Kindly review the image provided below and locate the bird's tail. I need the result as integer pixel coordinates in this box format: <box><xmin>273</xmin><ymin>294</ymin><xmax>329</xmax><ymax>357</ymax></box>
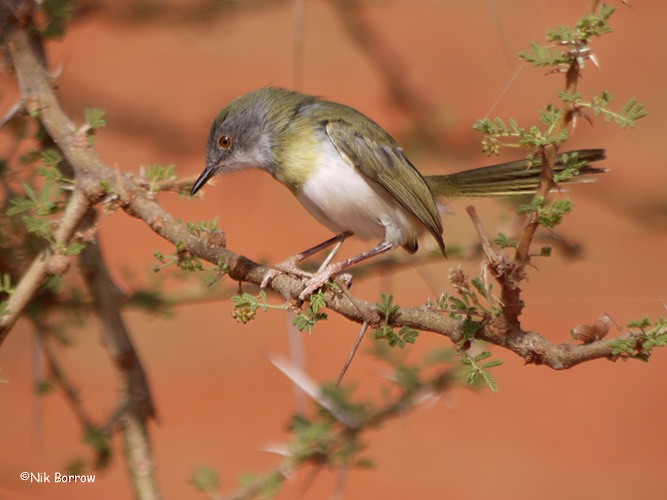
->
<box><xmin>425</xmin><ymin>149</ymin><xmax>607</xmax><ymax>198</ymax></box>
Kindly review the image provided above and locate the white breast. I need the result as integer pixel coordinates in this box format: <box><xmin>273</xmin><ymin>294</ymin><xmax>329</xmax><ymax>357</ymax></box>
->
<box><xmin>296</xmin><ymin>137</ymin><xmax>424</xmax><ymax>247</ymax></box>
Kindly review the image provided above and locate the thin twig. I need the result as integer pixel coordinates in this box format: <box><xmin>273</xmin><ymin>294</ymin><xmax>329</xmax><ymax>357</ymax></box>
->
<box><xmin>79</xmin><ymin>211</ymin><xmax>160</xmax><ymax>498</ymax></box>
<box><xmin>34</xmin><ymin>321</ymin><xmax>96</xmax><ymax>430</ymax></box>
<box><xmin>2</xmin><ymin>4</ymin><xmax>656</xmax><ymax>375</ymax></box>
<box><xmin>466</xmin><ymin>206</ymin><xmax>497</xmax><ymax>261</ymax></box>
<box><xmin>0</xmin><ymin>189</ymin><xmax>90</xmax><ymax>344</ymax></box>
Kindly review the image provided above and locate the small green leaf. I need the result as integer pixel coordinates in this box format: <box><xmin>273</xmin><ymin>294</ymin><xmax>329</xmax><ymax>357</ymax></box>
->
<box><xmin>23</xmin><ymin>216</ymin><xmax>54</xmax><ymax>240</ymax></box>
<box><xmin>84</xmin><ymin>108</ymin><xmax>107</xmax><ymax>129</ymax></box>
<box><xmin>190</xmin><ymin>466</ymin><xmax>221</xmax><ymax>493</ymax></box>
<box><xmin>494</xmin><ymin>233</ymin><xmax>517</xmax><ymax>249</ymax></box>
<box><xmin>145</xmin><ymin>163</ymin><xmax>176</xmax><ymax>183</ymax></box>
<box><xmin>41</xmin><ymin>149</ymin><xmax>63</xmax><ymax>167</ymax></box>
<box><xmin>471</xmin><ymin>276</ymin><xmax>486</xmax><ymax>297</ymax></box>
<box><xmin>627</xmin><ymin>317</ymin><xmax>651</xmax><ymax>330</ymax></box>
<box><xmin>41</xmin><ymin>0</ymin><xmax>75</xmax><ymax>38</ymax></box>
<box><xmin>481</xmin><ymin>371</ymin><xmax>499</xmax><ymax>392</ymax></box>
<box><xmin>482</xmin><ymin>360</ymin><xmax>503</xmax><ymax>370</ymax></box>
<box><xmin>473</xmin><ymin>351</ymin><xmax>492</xmax><ymax>362</ymax></box>
<box><xmin>538</xmin><ymin>199</ymin><xmax>573</xmax><ymax>228</ymax></box>
<box><xmin>608</xmin><ymin>338</ymin><xmax>635</xmax><ymax>356</ymax></box>
<box><xmin>462</xmin><ymin>317</ymin><xmax>482</xmax><ymax>341</ymax></box>
<box><xmin>0</xmin><ymin>274</ymin><xmax>14</xmax><ymax>294</ymax></box>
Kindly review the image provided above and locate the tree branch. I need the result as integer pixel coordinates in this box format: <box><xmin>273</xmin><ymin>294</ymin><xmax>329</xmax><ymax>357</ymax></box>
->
<box><xmin>79</xmin><ymin>210</ymin><xmax>160</xmax><ymax>498</ymax></box>
<box><xmin>0</xmin><ymin>188</ymin><xmax>90</xmax><ymax>344</ymax></box>
<box><xmin>1</xmin><ymin>11</ymin><xmax>657</xmax><ymax>375</ymax></box>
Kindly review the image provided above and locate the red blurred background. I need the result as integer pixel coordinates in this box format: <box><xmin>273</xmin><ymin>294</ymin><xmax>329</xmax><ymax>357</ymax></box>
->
<box><xmin>1</xmin><ymin>1</ymin><xmax>666</xmax><ymax>499</ymax></box>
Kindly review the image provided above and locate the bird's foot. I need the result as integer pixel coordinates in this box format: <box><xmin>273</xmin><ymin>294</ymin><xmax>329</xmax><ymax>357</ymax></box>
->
<box><xmin>298</xmin><ymin>264</ymin><xmax>352</xmax><ymax>301</ymax></box>
<box><xmin>260</xmin><ymin>257</ymin><xmax>312</xmax><ymax>289</ymax></box>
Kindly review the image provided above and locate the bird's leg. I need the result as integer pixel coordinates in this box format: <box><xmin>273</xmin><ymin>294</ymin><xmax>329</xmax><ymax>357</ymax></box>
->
<box><xmin>299</xmin><ymin>241</ymin><xmax>396</xmax><ymax>301</ymax></box>
<box><xmin>261</xmin><ymin>232</ymin><xmax>352</xmax><ymax>288</ymax></box>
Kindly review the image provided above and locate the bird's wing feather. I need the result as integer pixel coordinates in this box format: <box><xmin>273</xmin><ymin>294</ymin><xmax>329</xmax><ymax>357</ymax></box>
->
<box><xmin>324</xmin><ymin>119</ymin><xmax>445</xmax><ymax>253</ymax></box>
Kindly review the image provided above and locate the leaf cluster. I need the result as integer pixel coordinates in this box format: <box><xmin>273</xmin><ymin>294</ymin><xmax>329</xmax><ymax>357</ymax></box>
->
<box><xmin>288</xmin><ymin>412</ymin><xmax>367</xmax><ymax>468</ymax></box>
<box><xmin>293</xmin><ymin>291</ymin><xmax>328</xmax><ymax>332</ymax></box>
<box><xmin>143</xmin><ymin>163</ymin><xmax>176</xmax><ymax>194</ymax></box>
<box><xmin>559</xmin><ymin>91</ymin><xmax>647</xmax><ymax>129</ymax></box>
<box><xmin>4</xmin><ymin>151</ymin><xmax>83</xmax><ymax>255</ymax></box>
<box><xmin>439</xmin><ymin>269</ymin><xmax>498</xmax><ymax>320</ymax></box>
<box><xmin>474</xmin><ymin>106</ymin><xmax>570</xmax><ymax>155</ymax></box>
<box><xmin>83</xmin><ymin>108</ymin><xmax>108</xmax><ymax>130</ymax></box>
<box><xmin>548</xmin><ymin>3</ymin><xmax>615</xmax><ymax>43</ymax></box>
<box><xmin>153</xmin><ymin>242</ymin><xmax>205</xmax><ymax>272</ymax></box>
<box><xmin>460</xmin><ymin>351</ymin><xmax>503</xmax><ymax>392</ymax></box>
<box><xmin>521</xmin><ymin>4</ymin><xmax>616</xmax><ymax>67</ymax></box>
<box><xmin>40</xmin><ymin>0</ymin><xmax>76</xmax><ymax>39</ymax></box>
<box><xmin>476</xmin><ymin>3</ymin><xmax>645</xmax><ymax>160</ymax></box>
<box><xmin>518</xmin><ymin>197</ymin><xmax>574</xmax><ymax>229</ymax></box>
<box><xmin>189</xmin><ymin>466</ymin><xmax>221</xmax><ymax>494</ymax></box>
<box><xmin>231</xmin><ymin>290</ymin><xmax>269</xmax><ymax>324</ymax></box>
<box><xmin>373</xmin><ymin>294</ymin><xmax>419</xmax><ymax>348</ymax></box>
<box><xmin>608</xmin><ymin>317</ymin><xmax>667</xmax><ymax>361</ymax></box>
<box><xmin>186</xmin><ymin>216</ymin><xmax>220</xmax><ymax>237</ymax></box>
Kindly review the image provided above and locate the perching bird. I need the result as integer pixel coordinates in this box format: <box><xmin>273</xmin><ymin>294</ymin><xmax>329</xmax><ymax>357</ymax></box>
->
<box><xmin>191</xmin><ymin>87</ymin><xmax>605</xmax><ymax>299</ymax></box>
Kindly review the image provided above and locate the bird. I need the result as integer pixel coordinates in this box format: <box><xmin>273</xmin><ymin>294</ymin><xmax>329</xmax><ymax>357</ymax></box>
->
<box><xmin>190</xmin><ymin>87</ymin><xmax>605</xmax><ymax>300</ymax></box>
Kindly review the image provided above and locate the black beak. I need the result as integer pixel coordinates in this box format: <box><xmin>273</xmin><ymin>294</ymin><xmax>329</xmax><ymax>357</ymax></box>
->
<box><xmin>190</xmin><ymin>164</ymin><xmax>216</xmax><ymax>196</ymax></box>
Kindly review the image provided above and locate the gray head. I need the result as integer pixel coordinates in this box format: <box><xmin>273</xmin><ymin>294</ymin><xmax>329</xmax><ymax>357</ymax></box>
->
<box><xmin>190</xmin><ymin>87</ymin><xmax>316</xmax><ymax>195</ymax></box>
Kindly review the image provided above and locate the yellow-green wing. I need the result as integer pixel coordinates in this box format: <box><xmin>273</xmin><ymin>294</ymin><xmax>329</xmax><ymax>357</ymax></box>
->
<box><xmin>324</xmin><ymin>119</ymin><xmax>445</xmax><ymax>255</ymax></box>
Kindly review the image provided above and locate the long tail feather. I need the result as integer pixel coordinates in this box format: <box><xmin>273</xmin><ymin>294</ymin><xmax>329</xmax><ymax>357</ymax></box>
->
<box><xmin>425</xmin><ymin>149</ymin><xmax>607</xmax><ymax>198</ymax></box>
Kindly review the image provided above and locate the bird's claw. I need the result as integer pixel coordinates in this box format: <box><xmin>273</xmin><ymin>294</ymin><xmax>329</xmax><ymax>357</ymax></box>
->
<box><xmin>298</xmin><ymin>267</ymin><xmax>351</xmax><ymax>301</ymax></box>
<box><xmin>261</xmin><ymin>260</ymin><xmax>312</xmax><ymax>289</ymax></box>
<box><xmin>261</xmin><ymin>260</ymin><xmax>352</xmax><ymax>302</ymax></box>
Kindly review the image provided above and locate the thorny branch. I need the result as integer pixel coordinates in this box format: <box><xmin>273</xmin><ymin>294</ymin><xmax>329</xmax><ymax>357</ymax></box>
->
<box><xmin>215</xmin><ymin>357</ymin><xmax>454</xmax><ymax>500</ymax></box>
<box><xmin>79</xmin><ymin>223</ymin><xmax>160</xmax><ymax>498</ymax></box>
<box><xmin>1</xmin><ymin>4</ymin><xmax>662</xmax><ymax>498</ymax></box>
<box><xmin>1</xmin><ymin>17</ymin><xmax>657</xmax><ymax>371</ymax></box>
<box><xmin>0</xmin><ymin>188</ymin><xmax>91</xmax><ymax>343</ymax></box>
<box><xmin>2</xmin><ymin>14</ymin><xmax>160</xmax><ymax>499</ymax></box>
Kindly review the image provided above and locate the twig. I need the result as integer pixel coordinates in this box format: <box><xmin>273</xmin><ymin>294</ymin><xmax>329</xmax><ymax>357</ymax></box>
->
<box><xmin>221</xmin><ymin>362</ymin><xmax>453</xmax><ymax>500</ymax></box>
<box><xmin>34</xmin><ymin>320</ymin><xmax>96</xmax><ymax>430</ymax></box>
<box><xmin>33</xmin><ymin>319</ymin><xmax>114</xmax><ymax>468</ymax></box>
<box><xmin>513</xmin><ymin>147</ymin><xmax>554</xmax><ymax>265</ymax></box>
<box><xmin>2</xmin><ymin>3</ymin><xmax>655</xmax><ymax>374</ymax></box>
<box><xmin>466</xmin><ymin>206</ymin><xmax>497</xmax><ymax>260</ymax></box>
<box><xmin>0</xmin><ymin>188</ymin><xmax>90</xmax><ymax>344</ymax></box>
<box><xmin>79</xmin><ymin>210</ymin><xmax>160</xmax><ymax>498</ymax></box>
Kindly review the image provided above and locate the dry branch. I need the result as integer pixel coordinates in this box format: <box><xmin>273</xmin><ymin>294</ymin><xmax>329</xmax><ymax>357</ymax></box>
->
<box><xmin>0</xmin><ymin>10</ymin><xmax>650</xmax><ymax>374</ymax></box>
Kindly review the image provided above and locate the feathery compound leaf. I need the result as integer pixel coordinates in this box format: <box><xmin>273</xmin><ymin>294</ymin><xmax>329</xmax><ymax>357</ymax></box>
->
<box><xmin>481</xmin><ymin>371</ymin><xmax>499</xmax><ymax>392</ymax></box>
<box><xmin>41</xmin><ymin>149</ymin><xmax>63</xmax><ymax>167</ymax></box>
<box><xmin>584</xmin><ymin>92</ymin><xmax>647</xmax><ymax>128</ymax></box>
<box><xmin>377</xmin><ymin>294</ymin><xmax>400</xmax><ymax>321</ymax></box>
<box><xmin>575</xmin><ymin>3</ymin><xmax>615</xmax><ymax>39</ymax></box>
<box><xmin>519</xmin><ymin>41</ymin><xmax>570</xmax><ymax>67</ymax></box>
<box><xmin>190</xmin><ymin>466</ymin><xmax>221</xmax><ymax>493</ymax></box>
<box><xmin>474</xmin><ymin>351</ymin><xmax>493</xmax><ymax>362</ymax></box>
<box><xmin>620</xmin><ymin>98</ymin><xmax>647</xmax><ymax>125</ymax></box>
<box><xmin>84</xmin><ymin>108</ymin><xmax>107</xmax><ymax>129</ymax></box>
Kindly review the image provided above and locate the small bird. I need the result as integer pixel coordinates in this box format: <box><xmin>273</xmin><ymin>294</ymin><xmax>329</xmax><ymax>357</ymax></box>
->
<box><xmin>191</xmin><ymin>87</ymin><xmax>605</xmax><ymax>299</ymax></box>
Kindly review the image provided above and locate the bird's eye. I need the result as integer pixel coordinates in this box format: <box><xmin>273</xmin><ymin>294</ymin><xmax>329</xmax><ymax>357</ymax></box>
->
<box><xmin>218</xmin><ymin>135</ymin><xmax>233</xmax><ymax>150</ymax></box>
